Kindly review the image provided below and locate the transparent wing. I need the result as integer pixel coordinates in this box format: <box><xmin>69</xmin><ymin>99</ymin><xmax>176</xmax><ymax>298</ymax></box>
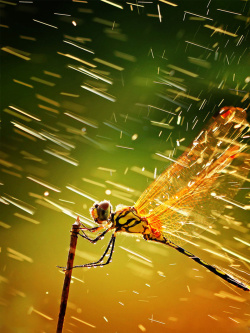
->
<box><xmin>134</xmin><ymin>107</ymin><xmax>249</xmax><ymax>245</ymax></box>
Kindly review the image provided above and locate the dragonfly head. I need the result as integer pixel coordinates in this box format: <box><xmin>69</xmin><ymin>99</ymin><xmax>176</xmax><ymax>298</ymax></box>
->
<box><xmin>90</xmin><ymin>200</ymin><xmax>112</xmax><ymax>224</ymax></box>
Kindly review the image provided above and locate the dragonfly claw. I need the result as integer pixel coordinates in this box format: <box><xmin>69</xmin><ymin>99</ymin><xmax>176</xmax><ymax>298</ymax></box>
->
<box><xmin>56</xmin><ymin>265</ymin><xmax>67</xmax><ymax>272</ymax></box>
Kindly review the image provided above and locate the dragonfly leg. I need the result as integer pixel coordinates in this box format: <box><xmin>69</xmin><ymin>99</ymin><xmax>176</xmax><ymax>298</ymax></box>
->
<box><xmin>80</xmin><ymin>225</ymin><xmax>104</xmax><ymax>232</ymax></box>
<box><xmin>77</xmin><ymin>216</ymin><xmax>105</xmax><ymax>233</ymax></box>
<box><xmin>74</xmin><ymin>233</ymin><xmax>116</xmax><ymax>268</ymax></box>
<box><xmin>79</xmin><ymin>227</ymin><xmax>111</xmax><ymax>243</ymax></box>
<box><xmin>57</xmin><ymin>233</ymin><xmax>116</xmax><ymax>270</ymax></box>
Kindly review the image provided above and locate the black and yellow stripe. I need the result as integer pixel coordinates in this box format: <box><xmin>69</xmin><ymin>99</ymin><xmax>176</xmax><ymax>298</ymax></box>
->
<box><xmin>111</xmin><ymin>207</ymin><xmax>150</xmax><ymax>234</ymax></box>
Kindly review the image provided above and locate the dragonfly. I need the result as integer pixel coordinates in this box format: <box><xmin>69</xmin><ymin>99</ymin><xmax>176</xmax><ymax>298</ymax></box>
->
<box><xmin>59</xmin><ymin>106</ymin><xmax>250</xmax><ymax>292</ymax></box>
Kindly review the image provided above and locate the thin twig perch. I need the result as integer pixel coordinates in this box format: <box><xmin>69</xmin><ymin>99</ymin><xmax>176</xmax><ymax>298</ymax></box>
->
<box><xmin>56</xmin><ymin>217</ymin><xmax>81</xmax><ymax>333</ymax></box>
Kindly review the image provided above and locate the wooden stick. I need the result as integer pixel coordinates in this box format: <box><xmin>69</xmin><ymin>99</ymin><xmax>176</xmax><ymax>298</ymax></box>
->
<box><xmin>56</xmin><ymin>217</ymin><xmax>81</xmax><ymax>333</ymax></box>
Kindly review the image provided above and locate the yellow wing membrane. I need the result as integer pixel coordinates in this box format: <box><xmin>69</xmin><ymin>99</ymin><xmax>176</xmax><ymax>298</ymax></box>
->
<box><xmin>134</xmin><ymin>107</ymin><xmax>249</xmax><ymax>244</ymax></box>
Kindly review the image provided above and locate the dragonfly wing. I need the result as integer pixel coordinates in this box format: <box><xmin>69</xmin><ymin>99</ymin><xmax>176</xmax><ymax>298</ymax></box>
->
<box><xmin>134</xmin><ymin>107</ymin><xmax>249</xmax><ymax>244</ymax></box>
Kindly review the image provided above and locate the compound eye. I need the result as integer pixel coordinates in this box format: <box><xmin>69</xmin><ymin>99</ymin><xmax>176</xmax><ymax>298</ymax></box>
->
<box><xmin>91</xmin><ymin>207</ymin><xmax>99</xmax><ymax>221</ymax></box>
<box><xmin>99</xmin><ymin>202</ymin><xmax>110</xmax><ymax>210</ymax></box>
<box><xmin>95</xmin><ymin>204</ymin><xmax>99</xmax><ymax>208</ymax></box>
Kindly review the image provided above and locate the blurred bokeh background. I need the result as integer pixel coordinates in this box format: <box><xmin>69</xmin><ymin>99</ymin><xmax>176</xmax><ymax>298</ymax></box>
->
<box><xmin>0</xmin><ymin>0</ymin><xmax>249</xmax><ymax>332</ymax></box>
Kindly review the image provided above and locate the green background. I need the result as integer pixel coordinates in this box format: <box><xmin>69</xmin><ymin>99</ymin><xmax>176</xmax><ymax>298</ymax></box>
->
<box><xmin>0</xmin><ymin>1</ymin><xmax>249</xmax><ymax>332</ymax></box>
